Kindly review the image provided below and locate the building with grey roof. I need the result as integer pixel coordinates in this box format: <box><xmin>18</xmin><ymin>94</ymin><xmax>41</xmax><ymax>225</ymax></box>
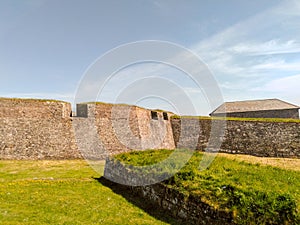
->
<box><xmin>210</xmin><ymin>99</ymin><xmax>299</xmax><ymax>119</ymax></box>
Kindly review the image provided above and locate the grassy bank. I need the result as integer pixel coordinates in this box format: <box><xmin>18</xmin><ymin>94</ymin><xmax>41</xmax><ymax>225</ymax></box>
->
<box><xmin>0</xmin><ymin>160</ymin><xmax>176</xmax><ymax>224</ymax></box>
<box><xmin>115</xmin><ymin>150</ymin><xmax>300</xmax><ymax>224</ymax></box>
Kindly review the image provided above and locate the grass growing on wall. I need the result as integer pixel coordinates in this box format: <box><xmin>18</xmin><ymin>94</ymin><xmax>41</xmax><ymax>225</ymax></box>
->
<box><xmin>171</xmin><ymin>115</ymin><xmax>300</xmax><ymax>123</ymax></box>
<box><xmin>0</xmin><ymin>160</ymin><xmax>177</xmax><ymax>225</ymax></box>
<box><xmin>115</xmin><ymin>150</ymin><xmax>300</xmax><ymax>224</ymax></box>
<box><xmin>0</xmin><ymin>97</ymin><xmax>68</xmax><ymax>103</ymax></box>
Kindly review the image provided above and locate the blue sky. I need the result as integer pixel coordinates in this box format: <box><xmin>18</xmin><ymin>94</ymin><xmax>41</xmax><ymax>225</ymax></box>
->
<box><xmin>1</xmin><ymin>0</ymin><xmax>300</xmax><ymax>115</ymax></box>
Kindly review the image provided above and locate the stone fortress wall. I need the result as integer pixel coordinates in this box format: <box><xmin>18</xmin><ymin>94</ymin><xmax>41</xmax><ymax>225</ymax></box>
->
<box><xmin>0</xmin><ymin>98</ymin><xmax>80</xmax><ymax>159</ymax></box>
<box><xmin>73</xmin><ymin>103</ymin><xmax>175</xmax><ymax>159</ymax></box>
<box><xmin>171</xmin><ymin>117</ymin><xmax>300</xmax><ymax>158</ymax></box>
<box><xmin>0</xmin><ymin>98</ymin><xmax>175</xmax><ymax>159</ymax></box>
<box><xmin>0</xmin><ymin>97</ymin><xmax>299</xmax><ymax>159</ymax></box>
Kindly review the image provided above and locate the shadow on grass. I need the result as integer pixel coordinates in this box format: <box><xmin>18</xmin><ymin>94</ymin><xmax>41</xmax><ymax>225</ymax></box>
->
<box><xmin>95</xmin><ymin>177</ymin><xmax>189</xmax><ymax>225</ymax></box>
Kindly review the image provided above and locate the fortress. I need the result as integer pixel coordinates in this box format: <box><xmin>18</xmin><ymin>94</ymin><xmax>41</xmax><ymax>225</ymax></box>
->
<box><xmin>0</xmin><ymin>97</ymin><xmax>300</xmax><ymax>160</ymax></box>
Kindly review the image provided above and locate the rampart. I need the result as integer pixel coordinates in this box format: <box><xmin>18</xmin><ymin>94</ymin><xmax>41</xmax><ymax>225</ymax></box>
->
<box><xmin>0</xmin><ymin>98</ymin><xmax>80</xmax><ymax>159</ymax></box>
<box><xmin>0</xmin><ymin>98</ymin><xmax>175</xmax><ymax>159</ymax></box>
<box><xmin>171</xmin><ymin>117</ymin><xmax>300</xmax><ymax>158</ymax></box>
<box><xmin>0</xmin><ymin>97</ymin><xmax>300</xmax><ymax>159</ymax></box>
<box><xmin>73</xmin><ymin>103</ymin><xmax>175</xmax><ymax>158</ymax></box>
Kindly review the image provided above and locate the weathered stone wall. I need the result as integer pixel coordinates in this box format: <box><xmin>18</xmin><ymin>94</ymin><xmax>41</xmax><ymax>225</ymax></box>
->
<box><xmin>136</xmin><ymin>107</ymin><xmax>175</xmax><ymax>150</ymax></box>
<box><xmin>0</xmin><ymin>99</ymin><xmax>175</xmax><ymax>160</ymax></box>
<box><xmin>171</xmin><ymin>117</ymin><xmax>300</xmax><ymax>158</ymax></box>
<box><xmin>212</xmin><ymin>108</ymin><xmax>299</xmax><ymax>119</ymax></box>
<box><xmin>74</xmin><ymin>103</ymin><xmax>175</xmax><ymax>159</ymax></box>
<box><xmin>104</xmin><ymin>157</ymin><xmax>233</xmax><ymax>225</ymax></box>
<box><xmin>1</xmin><ymin>97</ymin><xmax>299</xmax><ymax>160</ymax></box>
<box><xmin>0</xmin><ymin>98</ymin><xmax>81</xmax><ymax>159</ymax></box>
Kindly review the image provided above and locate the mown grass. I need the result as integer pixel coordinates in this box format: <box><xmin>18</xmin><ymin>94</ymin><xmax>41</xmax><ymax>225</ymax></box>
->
<box><xmin>218</xmin><ymin>153</ymin><xmax>300</xmax><ymax>171</ymax></box>
<box><xmin>115</xmin><ymin>150</ymin><xmax>300</xmax><ymax>224</ymax></box>
<box><xmin>0</xmin><ymin>160</ymin><xmax>177</xmax><ymax>225</ymax></box>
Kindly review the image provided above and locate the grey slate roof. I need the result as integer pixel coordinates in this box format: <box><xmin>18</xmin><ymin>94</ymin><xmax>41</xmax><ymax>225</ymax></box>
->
<box><xmin>210</xmin><ymin>99</ymin><xmax>300</xmax><ymax>115</ymax></box>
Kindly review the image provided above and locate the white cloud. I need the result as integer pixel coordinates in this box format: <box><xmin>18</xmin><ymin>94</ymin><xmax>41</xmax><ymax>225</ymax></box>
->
<box><xmin>75</xmin><ymin>0</ymin><xmax>300</xmax><ymax>114</ymax></box>
<box><xmin>257</xmin><ymin>74</ymin><xmax>300</xmax><ymax>94</ymax></box>
<box><xmin>252</xmin><ymin>74</ymin><xmax>300</xmax><ymax>106</ymax></box>
<box><xmin>253</xmin><ymin>59</ymin><xmax>300</xmax><ymax>71</ymax></box>
<box><xmin>229</xmin><ymin>39</ymin><xmax>300</xmax><ymax>56</ymax></box>
<box><xmin>273</xmin><ymin>0</ymin><xmax>300</xmax><ymax>16</ymax></box>
<box><xmin>109</xmin><ymin>0</ymin><xmax>300</xmax><ymax>114</ymax></box>
<box><xmin>189</xmin><ymin>0</ymin><xmax>300</xmax><ymax>104</ymax></box>
<box><xmin>94</xmin><ymin>0</ymin><xmax>300</xmax><ymax>115</ymax></box>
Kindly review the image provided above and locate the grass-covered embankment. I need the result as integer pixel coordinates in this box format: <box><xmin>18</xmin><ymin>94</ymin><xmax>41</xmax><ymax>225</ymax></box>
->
<box><xmin>115</xmin><ymin>149</ymin><xmax>300</xmax><ymax>224</ymax></box>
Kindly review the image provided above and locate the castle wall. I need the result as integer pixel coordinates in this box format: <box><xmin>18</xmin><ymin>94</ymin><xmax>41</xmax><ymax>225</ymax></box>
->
<box><xmin>73</xmin><ymin>103</ymin><xmax>175</xmax><ymax>159</ymax></box>
<box><xmin>136</xmin><ymin>107</ymin><xmax>175</xmax><ymax>150</ymax></box>
<box><xmin>171</xmin><ymin>117</ymin><xmax>300</xmax><ymax>158</ymax></box>
<box><xmin>1</xmin><ymin>98</ymin><xmax>299</xmax><ymax>160</ymax></box>
<box><xmin>0</xmin><ymin>98</ymin><xmax>81</xmax><ymax>159</ymax></box>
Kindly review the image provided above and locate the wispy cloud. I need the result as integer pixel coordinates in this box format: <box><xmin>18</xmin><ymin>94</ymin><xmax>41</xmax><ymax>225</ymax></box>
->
<box><xmin>72</xmin><ymin>0</ymin><xmax>300</xmax><ymax>114</ymax></box>
<box><xmin>253</xmin><ymin>59</ymin><xmax>300</xmax><ymax>71</ymax></box>
<box><xmin>254</xmin><ymin>74</ymin><xmax>300</xmax><ymax>94</ymax></box>
<box><xmin>229</xmin><ymin>40</ymin><xmax>300</xmax><ymax>56</ymax></box>
<box><xmin>189</xmin><ymin>0</ymin><xmax>300</xmax><ymax>107</ymax></box>
<box><xmin>252</xmin><ymin>74</ymin><xmax>300</xmax><ymax>106</ymax></box>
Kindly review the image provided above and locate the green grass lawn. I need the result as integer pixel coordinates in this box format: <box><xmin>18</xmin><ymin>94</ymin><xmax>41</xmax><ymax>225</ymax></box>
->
<box><xmin>1</xmin><ymin>153</ymin><xmax>299</xmax><ymax>225</ymax></box>
<box><xmin>115</xmin><ymin>149</ymin><xmax>300</xmax><ymax>224</ymax></box>
<box><xmin>0</xmin><ymin>160</ymin><xmax>177</xmax><ymax>225</ymax></box>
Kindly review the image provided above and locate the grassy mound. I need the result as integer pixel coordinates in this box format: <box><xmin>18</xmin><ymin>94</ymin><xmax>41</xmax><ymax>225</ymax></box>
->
<box><xmin>115</xmin><ymin>150</ymin><xmax>300</xmax><ymax>224</ymax></box>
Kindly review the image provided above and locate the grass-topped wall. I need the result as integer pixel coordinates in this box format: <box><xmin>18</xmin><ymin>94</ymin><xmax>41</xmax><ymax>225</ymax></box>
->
<box><xmin>105</xmin><ymin>149</ymin><xmax>300</xmax><ymax>225</ymax></box>
<box><xmin>171</xmin><ymin>116</ymin><xmax>300</xmax><ymax>158</ymax></box>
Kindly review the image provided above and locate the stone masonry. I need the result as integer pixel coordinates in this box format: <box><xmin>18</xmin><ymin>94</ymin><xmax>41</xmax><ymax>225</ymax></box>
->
<box><xmin>0</xmin><ymin>98</ymin><xmax>300</xmax><ymax>159</ymax></box>
<box><xmin>104</xmin><ymin>157</ymin><xmax>233</xmax><ymax>225</ymax></box>
<box><xmin>0</xmin><ymin>98</ymin><xmax>80</xmax><ymax>159</ymax></box>
<box><xmin>74</xmin><ymin>103</ymin><xmax>175</xmax><ymax>159</ymax></box>
<box><xmin>171</xmin><ymin>117</ymin><xmax>300</xmax><ymax>158</ymax></box>
<box><xmin>0</xmin><ymin>99</ymin><xmax>175</xmax><ymax>159</ymax></box>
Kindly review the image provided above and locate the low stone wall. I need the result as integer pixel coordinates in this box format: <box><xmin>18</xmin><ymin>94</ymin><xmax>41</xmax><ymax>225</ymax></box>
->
<box><xmin>104</xmin><ymin>158</ymin><xmax>233</xmax><ymax>225</ymax></box>
<box><xmin>171</xmin><ymin>117</ymin><xmax>300</xmax><ymax>158</ymax></box>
